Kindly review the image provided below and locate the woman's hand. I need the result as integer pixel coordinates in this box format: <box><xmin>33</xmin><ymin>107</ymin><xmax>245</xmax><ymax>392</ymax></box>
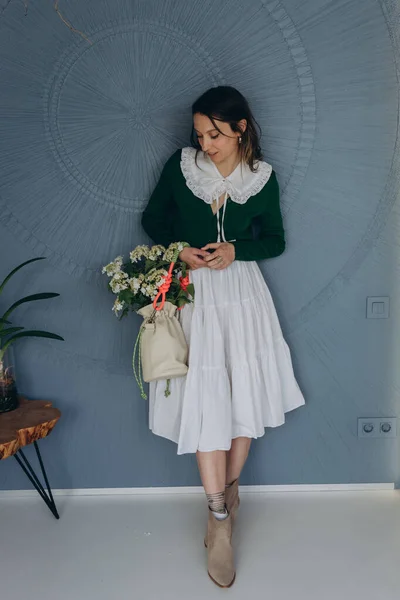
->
<box><xmin>179</xmin><ymin>247</ymin><xmax>208</xmax><ymax>270</ymax></box>
<box><xmin>202</xmin><ymin>242</ymin><xmax>235</xmax><ymax>270</ymax></box>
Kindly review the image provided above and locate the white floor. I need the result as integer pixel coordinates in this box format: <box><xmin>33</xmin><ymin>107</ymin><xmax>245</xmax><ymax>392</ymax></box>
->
<box><xmin>0</xmin><ymin>490</ymin><xmax>399</xmax><ymax>599</ymax></box>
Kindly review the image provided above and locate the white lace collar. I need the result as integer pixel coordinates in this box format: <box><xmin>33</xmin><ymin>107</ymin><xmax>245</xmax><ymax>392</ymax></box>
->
<box><xmin>180</xmin><ymin>146</ymin><xmax>272</xmax><ymax>205</ymax></box>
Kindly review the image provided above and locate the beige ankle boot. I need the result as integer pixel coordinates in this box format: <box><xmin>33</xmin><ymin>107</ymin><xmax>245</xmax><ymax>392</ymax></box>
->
<box><xmin>207</xmin><ymin>510</ymin><xmax>236</xmax><ymax>588</ymax></box>
<box><xmin>205</xmin><ymin>479</ymin><xmax>240</xmax><ymax>547</ymax></box>
<box><xmin>226</xmin><ymin>478</ymin><xmax>240</xmax><ymax>523</ymax></box>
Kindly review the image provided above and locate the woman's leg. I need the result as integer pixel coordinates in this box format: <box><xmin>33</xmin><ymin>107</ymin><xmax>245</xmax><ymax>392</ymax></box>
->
<box><xmin>226</xmin><ymin>437</ymin><xmax>252</xmax><ymax>484</ymax></box>
<box><xmin>196</xmin><ymin>449</ymin><xmax>226</xmax><ymax>493</ymax></box>
<box><xmin>198</xmin><ymin>449</ymin><xmax>236</xmax><ymax>587</ymax></box>
<box><xmin>196</xmin><ymin>439</ymin><xmax>251</xmax><ymax>505</ymax></box>
<box><xmin>196</xmin><ymin>450</ymin><xmax>227</xmax><ymax>517</ymax></box>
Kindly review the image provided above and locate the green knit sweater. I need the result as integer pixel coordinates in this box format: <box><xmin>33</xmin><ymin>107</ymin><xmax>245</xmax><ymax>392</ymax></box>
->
<box><xmin>141</xmin><ymin>149</ymin><xmax>285</xmax><ymax>261</ymax></box>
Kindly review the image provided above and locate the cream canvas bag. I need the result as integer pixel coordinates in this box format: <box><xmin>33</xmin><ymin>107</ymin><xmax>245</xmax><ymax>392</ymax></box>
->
<box><xmin>137</xmin><ymin>302</ymin><xmax>188</xmax><ymax>383</ymax></box>
<box><xmin>132</xmin><ymin>260</ymin><xmax>191</xmax><ymax>399</ymax></box>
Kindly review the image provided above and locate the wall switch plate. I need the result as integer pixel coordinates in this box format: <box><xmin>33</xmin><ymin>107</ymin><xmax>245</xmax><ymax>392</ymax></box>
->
<box><xmin>366</xmin><ymin>296</ymin><xmax>389</xmax><ymax>319</ymax></box>
<box><xmin>358</xmin><ymin>417</ymin><xmax>397</xmax><ymax>438</ymax></box>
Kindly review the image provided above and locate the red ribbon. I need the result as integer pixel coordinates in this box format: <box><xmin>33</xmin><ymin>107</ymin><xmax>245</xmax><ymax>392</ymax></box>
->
<box><xmin>179</xmin><ymin>275</ymin><xmax>190</xmax><ymax>292</ymax></box>
<box><xmin>153</xmin><ymin>262</ymin><xmax>175</xmax><ymax>311</ymax></box>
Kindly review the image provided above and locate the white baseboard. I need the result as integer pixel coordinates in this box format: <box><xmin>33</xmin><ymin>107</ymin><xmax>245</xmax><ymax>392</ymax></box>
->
<box><xmin>0</xmin><ymin>483</ymin><xmax>395</xmax><ymax>499</ymax></box>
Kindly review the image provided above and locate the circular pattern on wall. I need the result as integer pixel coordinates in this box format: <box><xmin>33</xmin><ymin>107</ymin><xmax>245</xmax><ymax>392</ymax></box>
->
<box><xmin>45</xmin><ymin>21</ymin><xmax>224</xmax><ymax>212</ymax></box>
<box><xmin>0</xmin><ymin>0</ymin><xmax>398</xmax><ymax>348</ymax></box>
<box><xmin>44</xmin><ymin>13</ymin><xmax>315</xmax><ymax>215</ymax></box>
<box><xmin>0</xmin><ymin>1</ymin><xmax>310</xmax><ymax>284</ymax></box>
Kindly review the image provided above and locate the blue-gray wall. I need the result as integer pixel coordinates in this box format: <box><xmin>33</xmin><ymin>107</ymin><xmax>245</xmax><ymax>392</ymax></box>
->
<box><xmin>0</xmin><ymin>0</ymin><xmax>399</xmax><ymax>489</ymax></box>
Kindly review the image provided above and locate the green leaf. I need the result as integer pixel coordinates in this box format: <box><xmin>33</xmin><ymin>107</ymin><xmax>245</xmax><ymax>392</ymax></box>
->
<box><xmin>119</xmin><ymin>289</ymin><xmax>134</xmax><ymax>304</ymax></box>
<box><xmin>1</xmin><ymin>293</ymin><xmax>60</xmax><ymax>322</ymax></box>
<box><xmin>176</xmin><ymin>296</ymin><xmax>187</xmax><ymax>308</ymax></box>
<box><xmin>124</xmin><ymin>264</ymin><xmax>141</xmax><ymax>277</ymax></box>
<box><xmin>0</xmin><ymin>257</ymin><xmax>46</xmax><ymax>295</ymax></box>
<box><xmin>0</xmin><ymin>327</ymin><xmax>25</xmax><ymax>337</ymax></box>
<box><xmin>186</xmin><ymin>284</ymin><xmax>195</xmax><ymax>297</ymax></box>
<box><xmin>144</xmin><ymin>259</ymin><xmax>159</xmax><ymax>272</ymax></box>
<box><xmin>0</xmin><ymin>318</ymin><xmax>11</xmax><ymax>325</ymax></box>
<box><xmin>117</xmin><ymin>309</ymin><xmax>129</xmax><ymax>321</ymax></box>
<box><xmin>0</xmin><ymin>330</ymin><xmax>64</xmax><ymax>362</ymax></box>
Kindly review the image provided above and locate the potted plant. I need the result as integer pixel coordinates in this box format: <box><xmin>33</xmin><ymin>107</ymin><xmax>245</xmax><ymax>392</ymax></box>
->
<box><xmin>0</xmin><ymin>257</ymin><xmax>64</xmax><ymax>414</ymax></box>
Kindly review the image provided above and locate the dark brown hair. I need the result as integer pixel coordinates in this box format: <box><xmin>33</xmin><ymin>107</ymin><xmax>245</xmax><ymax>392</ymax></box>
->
<box><xmin>190</xmin><ymin>86</ymin><xmax>263</xmax><ymax>172</ymax></box>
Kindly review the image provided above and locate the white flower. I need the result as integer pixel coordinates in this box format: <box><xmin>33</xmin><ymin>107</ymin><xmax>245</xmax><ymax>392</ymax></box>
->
<box><xmin>109</xmin><ymin>279</ymin><xmax>128</xmax><ymax>294</ymax></box>
<box><xmin>129</xmin><ymin>245</ymin><xmax>150</xmax><ymax>263</ymax></box>
<box><xmin>163</xmin><ymin>242</ymin><xmax>187</xmax><ymax>262</ymax></box>
<box><xmin>140</xmin><ymin>283</ymin><xmax>158</xmax><ymax>299</ymax></box>
<box><xmin>102</xmin><ymin>260</ymin><xmax>122</xmax><ymax>277</ymax></box>
<box><xmin>109</xmin><ymin>271</ymin><xmax>129</xmax><ymax>293</ymax></box>
<box><xmin>112</xmin><ymin>299</ymin><xmax>125</xmax><ymax>315</ymax></box>
<box><xmin>128</xmin><ymin>276</ymin><xmax>144</xmax><ymax>293</ymax></box>
<box><xmin>146</xmin><ymin>268</ymin><xmax>168</xmax><ymax>286</ymax></box>
<box><xmin>148</xmin><ymin>245</ymin><xmax>166</xmax><ymax>260</ymax></box>
<box><xmin>112</xmin><ymin>271</ymin><xmax>128</xmax><ymax>282</ymax></box>
<box><xmin>102</xmin><ymin>255</ymin><xmax>125</xmax><ymax>276</ymax></box>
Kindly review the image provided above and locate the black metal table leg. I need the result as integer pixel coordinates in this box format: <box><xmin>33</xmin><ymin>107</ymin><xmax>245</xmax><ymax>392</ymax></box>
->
<box><xmin>13</xmin><ymin>440</ymin><xmax>59</xmax><ymax>519</ymax></box>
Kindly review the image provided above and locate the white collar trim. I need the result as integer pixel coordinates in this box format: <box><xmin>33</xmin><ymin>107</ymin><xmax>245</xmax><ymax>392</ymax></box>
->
<box><xmin>180</xmin><ymin>146</ymin><xmax>272</xmax><ymax>205</ymax></box>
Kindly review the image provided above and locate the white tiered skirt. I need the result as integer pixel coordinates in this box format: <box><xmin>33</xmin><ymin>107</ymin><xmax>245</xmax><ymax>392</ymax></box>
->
<box><xmin>149</xmin><ymin>261</ymin><xmax>305</xmax><ymax>455</ymax></box>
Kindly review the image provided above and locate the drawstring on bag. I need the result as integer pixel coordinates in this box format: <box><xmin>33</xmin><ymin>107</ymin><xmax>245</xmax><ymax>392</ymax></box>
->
<box><xmin>132</xmin><ymin>326</ymin><xmax>147</xmax><ymax>400</ymax></box>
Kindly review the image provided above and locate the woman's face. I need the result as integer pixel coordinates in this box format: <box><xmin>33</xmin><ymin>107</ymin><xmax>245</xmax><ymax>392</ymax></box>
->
<box><xmin>193</xmin><ymin>113</ymin><xmax>243</xmax><ymax>165</ymax></box>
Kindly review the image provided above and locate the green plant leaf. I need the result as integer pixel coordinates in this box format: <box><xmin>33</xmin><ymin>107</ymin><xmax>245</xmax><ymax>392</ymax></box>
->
<box><xmin>119</xmin><ymin>289</ymin><xmax>134</xmax><ymax>302</ymax></box>
<box><xmin>121</xmin><ymin>306</ymin><xmax>130</xmax><ymax>320</ymax></box>
<box><xmin>148</xmin><ymin>260</ymin><xmax>170</xmax><ymax>272</ymax></box>
<box><xmin>0</xmin><ymin>327</ymin><xmax>25</xmax><ymax>337</ymax></box>
<box><xmin>176</xmin><ymin>296</ymin><xmax>187</xmax><ymax>308</ymax></box>
<box><xmin>1</xmin><ymin>293</ymin><xmax>60</xmax><ymax>322</ymax></box>
<box><xmin>0</xmin><ymin>318</ymin><xmax>11</xmax><ymax>325</ymax></box>
<box><xmin>144</xmin><ymin>259</ymin><xmax>158</xmax><ymax>272</ymax></box>
<box><xmin>186</xmin><ymin>284</ymin><xmax>195</xmax><ymax>297</ymax></box>
<box><xmin>0</xmin><ymin>257</ymin><xmax>46</xmax><ymax>295</ymax></box>
<box><xmin>0</xmin><ymin>330</ymin><xmax>64</xmax><ymax>362</ymax></box>
<box><xmin>124</xmin><ymin>264</ymin><xmax>141</xmax><ymax>277</ymax></box>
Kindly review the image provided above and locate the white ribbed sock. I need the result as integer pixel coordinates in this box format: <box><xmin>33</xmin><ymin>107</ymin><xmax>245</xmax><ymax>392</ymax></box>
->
<box><xmin>206</xmin><ymin>490</ymin><xmax>229</xmax><ymax>520</ymax></box>
<box><xmin>211</xmin><ymin>507</ymin><xmax>229</xmax><ymax>521</ymax></box>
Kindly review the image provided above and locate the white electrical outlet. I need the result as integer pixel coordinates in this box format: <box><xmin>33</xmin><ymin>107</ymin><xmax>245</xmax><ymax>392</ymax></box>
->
<box><xmin>358</xmin><ymin>417</ymin><xmax>397</xmax><ymax>438</ymax></box>
<box><xmin>366</xmin><ymin>297</ymin><xmax>390</xmax><ymax>319</ymax></box>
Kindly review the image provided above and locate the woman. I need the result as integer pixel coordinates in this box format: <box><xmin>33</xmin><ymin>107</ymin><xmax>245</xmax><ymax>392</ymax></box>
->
<box><xmin>142</xmin><ymin>86</ymin><xmax>305</xmax><ymax>588</ymax></box>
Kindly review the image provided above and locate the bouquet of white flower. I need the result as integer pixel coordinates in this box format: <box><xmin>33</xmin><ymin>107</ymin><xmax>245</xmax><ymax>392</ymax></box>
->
<box><xmin>102</xmin><ymin>242</ymin><xmax>194</xmax><ymax>318</ymax></box>
<box><xmin>102</xmin><ymin>242</ymin><xmax>194</xmax><ymax>399</ymax></box>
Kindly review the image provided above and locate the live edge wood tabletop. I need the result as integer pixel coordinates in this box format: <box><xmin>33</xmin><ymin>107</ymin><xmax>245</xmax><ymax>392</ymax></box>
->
<box><xmin>0</xmin><ymin>396</ymin><xmax>61</xmax><ymax>460</ymax></box>
<box><xmin>0</xmin><ymin>395</ymin><xmax>62</xmax><ymax>519</ymax></box>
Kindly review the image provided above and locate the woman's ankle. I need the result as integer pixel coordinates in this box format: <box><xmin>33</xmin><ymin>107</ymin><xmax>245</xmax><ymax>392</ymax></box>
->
<box><xmin>225</xmin><ymin>477</ymin><xmax>238</xmax><ymax>488</ymax></box>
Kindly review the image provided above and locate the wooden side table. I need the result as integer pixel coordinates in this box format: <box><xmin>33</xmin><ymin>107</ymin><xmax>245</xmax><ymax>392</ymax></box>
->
<box><xmin>0</xmin><ymin>395</ymin><xmax>61</xmax><ymax>519</ymax></box>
